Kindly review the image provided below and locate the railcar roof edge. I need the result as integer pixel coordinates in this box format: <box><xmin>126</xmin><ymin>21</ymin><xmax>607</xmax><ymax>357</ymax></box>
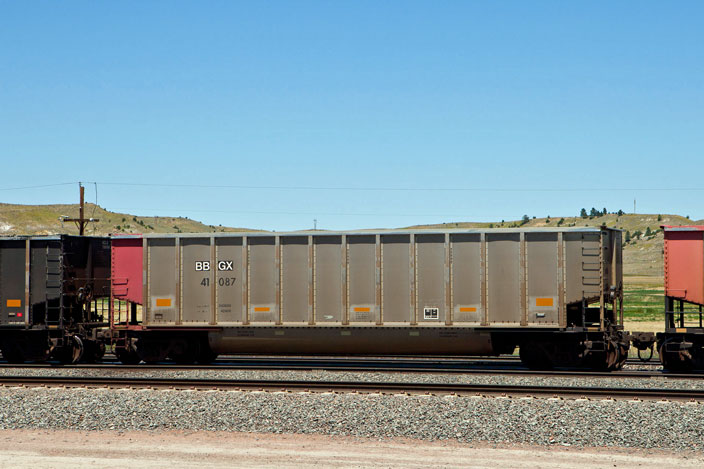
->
<box><xmin>661</xmin><ymin>225</ymin><xmax>704</xmax><ymax>231</ymax></box>
<box><xmin>108</xmin><ymin>226</ymin><xmax>620</xmax><ymax>239</ymax></box>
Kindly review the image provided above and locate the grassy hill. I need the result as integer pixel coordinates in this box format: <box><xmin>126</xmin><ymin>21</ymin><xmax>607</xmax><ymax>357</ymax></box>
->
<box><xmin>1</xmin><ymin>203</ymin><xmax>700</xmax><ymax>277</ymax></box>
<box><xmin>0</xmin><ymin>203</ymin><xmax>256</xmax><ymax>236</ymax></box>
<box><xmin>408</xmin><ymin>213</ymin><xmax>702</xmax><ymax>277</ymax></box>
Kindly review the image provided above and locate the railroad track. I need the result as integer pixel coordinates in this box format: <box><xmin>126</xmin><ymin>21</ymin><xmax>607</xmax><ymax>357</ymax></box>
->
<box><xmin>0</xmin><ymin>355</ymin><xmax>689</xmax><ymax>379</ymax></box>
<box><xmin>1</xmin><ymin>375</ymin><xmax>703</xmax><ymax>401</ymax></box>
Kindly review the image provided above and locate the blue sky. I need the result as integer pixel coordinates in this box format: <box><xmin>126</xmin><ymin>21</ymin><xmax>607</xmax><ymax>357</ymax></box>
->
<box><xmin>1</xmin><ymin>1</ymin><xmax>702</xmax><ymax>231</ymax></box>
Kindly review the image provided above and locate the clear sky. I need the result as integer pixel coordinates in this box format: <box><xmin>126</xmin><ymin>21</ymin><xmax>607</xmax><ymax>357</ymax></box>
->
<box><xmin>1</xmin><ymin>1</ymin><xmax>702</xmax><ymax>231</ymax></box>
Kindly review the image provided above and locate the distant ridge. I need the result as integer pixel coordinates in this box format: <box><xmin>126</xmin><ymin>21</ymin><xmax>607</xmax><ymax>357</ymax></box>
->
<box><xmin>0</xmin><ymin>203</ymin><xmax>256</xmax><ymax>237</ymax></box>
<box><xmin>407</xmin><ymin>213</ymin><xmax>701</xmax><ymax>277</ymax></box>
<box><xmin>2</xmin><ymin>203</ymin><xmax>699</xmax><ymax>276</ymax></box>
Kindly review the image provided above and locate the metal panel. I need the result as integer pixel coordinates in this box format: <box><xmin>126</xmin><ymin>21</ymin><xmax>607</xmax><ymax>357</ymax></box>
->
<box><xmin>111</xmin><ymin>237</ymin><xmax>143</xmax><ymax>304</ymax></box>
<box><xmin>215</xmin><ymin>237</ymin><xmax>243</xmax><ymax>323</ymax></box>
<box><xmin>242</xmin><ymin>237</ymin><xmax>249</xmax><ymax>324</ymax></box>
<box><xmin>664</xmin><ymin>229</ymin><xmax>704</xmax><ymax>306</ymax></box>
<box><xmin>445</xmin><ymin>233</ymin><xmax>451</xmax><ymax>326</ymax></box>
<box><xmin>248</xmin><ymin>236</ymin><xmax>277</xmax><ymax>322</ymax></box>
<box><xmin>381</xmin><ymin>235</ymin><xmax>411</xmax><ymax>323</ymax></box>
<box><xmin>410</xmin><ymin>234</ymin><xmax>417</xmax><ymax>325</ymax></box>
<box><xmin>30</xmin><ymin>240</ymin><xmax>61</xmax><ymax>326</ymax></box>
<box><xmin>347</xmin><ymin>235</ymin><xmax>377</xmax><ymax>323</ymax></box>
<box><xmin>487</xmin><ymin>233</ymin><xmax>521</xmax><ymax>324</ymax></box>
<box><xmin>564</xmin><ymin>232</ymin><xmax>601</xmax><ymax>304</ymax></box>
<box><xmin>147</xmin><ymin>238</ymin><xmax>178</xmax><ymax>324</ymax></box>
<box><xmin>0</xmin><ymin>240</ymin><xmax>26</xmax><ymax>325</ymax></box>
<box><xmin>416</xmin><ymin>234</ymin><xmax>446</xmax><ymax>323</ymax></box>
<box><xmin>557</xmin><ymin>232</ymin><xmax>566</xmax><ymax>328</ymax></box>
<box><xmin>281</xmin><ymin>236</ymin><xmax>309</xmax><ymax>323</ymax></box>
<box><xmin>180</xmin><ymin>237</ymin><xmax>211</xmax><ymax>322</ymax></box>
<box><xmin>314</xmin><ymin>236</ymin><xmax>343</xmax><ymax>323</ymax></box>
<box><xmin>128</xmin><ymin>227</ymin><xmax>620</xmax><ymax>331</ymax></box>
<box><xmin>526</xmin><ymin>232</ymin><xmax>559</xmax><ymax>325</ymax></box>
<box><xmin>450</xmin><ymin>233</ymin><xmax>482</xmax><ymax>323</ymax></box>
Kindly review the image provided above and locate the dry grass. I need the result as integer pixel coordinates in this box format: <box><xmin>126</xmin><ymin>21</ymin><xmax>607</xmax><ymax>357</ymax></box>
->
<box><xmin>0</xmin><ymin>203</ymin><xmax>258</xmax><ymax>236</ymax></box>
<box><xmin>410</xmin><ymin>213</ymin><xmax>701</xmax><ymax>277</ymax></box>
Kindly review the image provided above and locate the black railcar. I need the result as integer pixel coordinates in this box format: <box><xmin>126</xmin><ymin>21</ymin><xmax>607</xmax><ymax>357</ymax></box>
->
<box><xmin>0</xmin><ymin>235</ymin><xmax>110</xmax><ymax>363</ymax></box>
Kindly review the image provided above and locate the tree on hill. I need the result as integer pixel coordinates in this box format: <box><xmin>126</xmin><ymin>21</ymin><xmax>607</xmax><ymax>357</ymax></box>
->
<box><xmin>580</xmin><ymin>208</ymin><xmax>588</xmax><ymax>218</ymax></box>
<box><xmin>645</xmin><ymin>227</ymin><xmax>652</xmax><ymax>237</ymax></box>
<box><xmin>617</xmin><ymin>209</ymin><xmax>624</xmax><ymax>216</ymax></box>
<box><xmin>589</xmin><ymin>207</ymin><xmax>599</xmax><ymax>217</ymax></box>
<box><xmin>521</xmin><ymin>214</ymin><xmax>530</xmax><ymax>226</ymax></box>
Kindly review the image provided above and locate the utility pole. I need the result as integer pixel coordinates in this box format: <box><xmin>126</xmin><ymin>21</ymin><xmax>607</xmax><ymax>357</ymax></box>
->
<box><xmin>634</xmin><ymin>198</ymin><xmax>636</xmax><ymax>214</ymax></box>
<box><xmin>62</xmin><ymin>183</ymin><xmax>99</xmax><ymax>235</ymax></box>
<box><xmin>313</xmin><ymin>219</ymin><xmax>317</xmax><ymax>230</ymax></box>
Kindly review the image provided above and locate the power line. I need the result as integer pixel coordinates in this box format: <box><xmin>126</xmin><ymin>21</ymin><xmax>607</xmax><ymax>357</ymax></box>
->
<box><xmin>96</xmin><ymin>182</ymin><xmax>704</xmax><ymax>193</ymax></box>
<box><xmin>0</xmin><ymin>182</ymin><xmax>78</xmax><ymax>191</ymax></box>
<box><xmin>109</xmin><ymin>206</ymin><xmax>521</xmax><ymax>218</ymax></box>
<box><xmin>2</xmin><ymin>181</ymin><xmax>704</xmax><ymax>193</ymax></box>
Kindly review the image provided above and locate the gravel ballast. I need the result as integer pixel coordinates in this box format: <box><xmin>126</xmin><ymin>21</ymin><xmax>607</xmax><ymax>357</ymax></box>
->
<box><xmin>1</xmin><ymin>366</ymin><xmax>703</xmax><ymax>391</ymax></box>
<box><xmin>1</xmin><ymin>387</ymin><xmax>703</xmax><ymax>451</ymax></box>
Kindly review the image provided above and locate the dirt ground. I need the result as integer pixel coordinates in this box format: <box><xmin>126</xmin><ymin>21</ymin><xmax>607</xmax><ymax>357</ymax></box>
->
<box><xmin>0</xmin><ymin>430</ymin><xmax>702</xmax><ymax>468</ymax></box>
<box><xmin>622</xmin><ymin>320</ymin><xmax>662</xmax><ymax>333</ymax></box>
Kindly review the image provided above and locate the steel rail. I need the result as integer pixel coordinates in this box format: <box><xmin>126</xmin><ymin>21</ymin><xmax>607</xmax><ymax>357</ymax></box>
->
<box><xmin>0</xmin><ymin>357</ymin><xmax>688</xmax><ymax>379</ymax></box>
<box><xmin>1</xmin><ymin>375</ymin><xmax>703</xmax><ymax>400</ymax></box>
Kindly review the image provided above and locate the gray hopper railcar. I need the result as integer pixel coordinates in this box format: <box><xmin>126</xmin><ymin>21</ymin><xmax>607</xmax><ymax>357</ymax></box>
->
<box><xmin>109</xmin><ymin>227</ymin><xmax>627</xmax><ymax>369</ymax></box>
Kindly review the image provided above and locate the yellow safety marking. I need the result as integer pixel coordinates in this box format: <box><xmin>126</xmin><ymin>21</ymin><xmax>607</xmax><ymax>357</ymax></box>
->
<box><xmin>459</xmin><ymin>307</ymin><xmax>477</xmax><ymax>312</ymax></box>
<box><xmin>6</xmin><ymin>299</ymin><xmax>21</xmax><ymax>308</ymax></box>
<box><xmin>676</xmin><ymin>328</ymin><xmax>687</xmax><ymax>333</ymax></box>
<box><xmin>155</xmin><ymin>298</ymin><xmax>172</xmax><ymax>307</ymax></box>
<box><xmin>353</xmin><ymin>307</ymin><xmax>371</xmax><ymax>312</ymax></box>
<box><xmin>536</xmin><ymin>298</ymin><xmax>554</xmax><ymax>307</ymax></box>
<box><xmin>254</xmin><ymin>306</ymin><xmax>270</xmax><ymax>312</ymax></box>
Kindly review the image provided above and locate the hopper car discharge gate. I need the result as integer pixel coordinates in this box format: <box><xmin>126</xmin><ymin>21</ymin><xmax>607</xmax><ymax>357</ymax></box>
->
<box><xmin>108</xmin><ymin>227</ymin><xmax>629</xmax><ymax>370</ymax></box>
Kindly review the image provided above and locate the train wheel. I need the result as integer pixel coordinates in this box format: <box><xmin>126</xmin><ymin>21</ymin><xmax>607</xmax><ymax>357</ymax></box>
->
<box><xmin>1</xmin><ymin>346</ymin><xmax>26</xmax><ymax>364</ymax></box>
<box><xmin>115</xmin><ymin>346</ymin><xmax>141</xmax><ymax>365</ymax></box>
<box><xmin>606</xmin><ymin>340</ymin><xmax>620</xmax><ymax>371</ymax></box>
<box><xmin>659</xmin><ymin>339</ymin><xmax>692</xmax><ymax>372</ymax></box>
<box><xmin>83</xmin><ymin>340</ymin><xmax>106</xmax><ymax>363</ymax></box>
<box><xmin>70</xmin><ymin>336</ymin><xmax>84</xmax><ymax>364</ymax></box>
<box><xmin>168</xmin><ymin>339</ymin><xmax>197</xmax><ymax>364</ymax></box>
<box><xmin>519</xmin><ymin>343</ymin><xmax>553</xmax><ymax>370</ymax></box>
<box><xmin>195</xmin><ymin>342</ymin><xmax>218</xmax><ymax>365</ymax></box>
<box><xmin>616</xmin><ymin>342</ymin><xmax>629</xmax><ymax>370</ymax></box>
<box><xmin>51</xmin><ymin>336</ymin><xmax>84</xmax><ymax>364</ymax></box>
<box><xmin>592</xmin><ymin>340</ymin><xmax>622</xmax><ymax>371</ymax></box>
<box><xmin>136</xmin><ymin>339</ymin><xmax>168</xmax><ymax>364</ymax></box>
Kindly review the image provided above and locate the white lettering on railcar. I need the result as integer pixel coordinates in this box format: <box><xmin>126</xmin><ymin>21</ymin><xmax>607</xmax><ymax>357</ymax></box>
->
<box><xmin>195</xmin><ymin>261</ymin><xmax>210</xmax><ymax>271</ymax></box>
<box><xmin>218</xmin><ymin>260</ymin><xmax>234</xmax><ymax>271</ymax></box>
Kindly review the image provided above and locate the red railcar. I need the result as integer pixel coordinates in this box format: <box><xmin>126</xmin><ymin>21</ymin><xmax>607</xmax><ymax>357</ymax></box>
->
<box><xmin>657</xmin><ymin>226</ymin><xmax>704</xmax><ymax>370</ymax></box>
